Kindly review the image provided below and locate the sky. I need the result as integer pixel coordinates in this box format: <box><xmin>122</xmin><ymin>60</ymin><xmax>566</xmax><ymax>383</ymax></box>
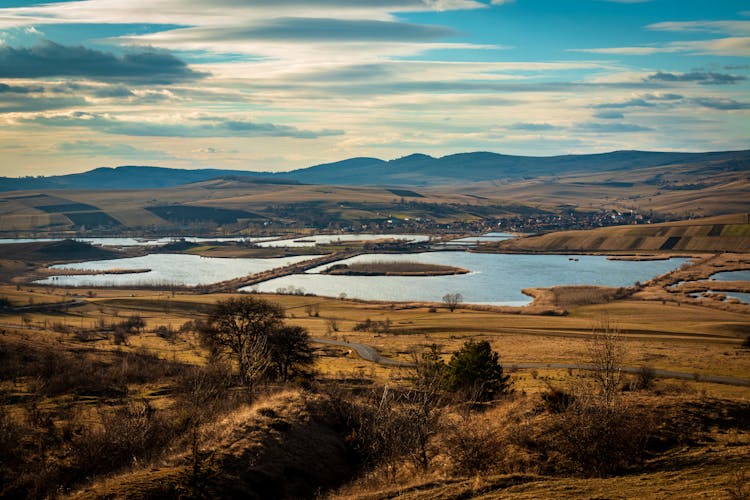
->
<box><xmin>0</xmin><ymin>0</ymin><xmax>748</xmax><ymax>176</ymax></box>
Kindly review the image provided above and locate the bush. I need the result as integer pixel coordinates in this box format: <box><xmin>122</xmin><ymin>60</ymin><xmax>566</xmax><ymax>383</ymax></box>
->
<box><xmin>444</xmin><ymin>414</ymin><xmax>504</xmax><ymax>475</ymax></box>
<box><xmin>155</xmin><ymin>324</ymin><xmax>178</xmax><ymax>342</ymax></box>
<box><xmin>632</xmin><ymin>365</ymin><xmax>657</xmax><ymax>391</ymax></box>
<box><xmin>541</xmin><ymin>397</ymin><xmax>654</xmax><ymax>477</ymax></box>
<box><xmin>70</xmin><ymin>400</ymin><xmax>185</xmax><ymax>480</ymax></box>
<box><xmin>444</xmin><ymin>340</ymin><xmax>511</xmax><ymax>402</ymax></box>
<box><xmin>541</xmin><ymin>387</ymin><xmax>575</xmax><ymax>413</ymax></box>
<box><xmin>353</xmin><ymin>318</ymin><xmax>391</xmax><ymax>333</ymax></box>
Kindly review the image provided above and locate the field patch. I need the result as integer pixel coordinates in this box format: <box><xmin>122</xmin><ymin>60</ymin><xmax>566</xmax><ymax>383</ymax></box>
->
<box><xmin>65</xmin><ymin>211</ymin><xmax>122</xmax><ymax>228</ymax></box>
<box><xmin>37</xmin><ymin>202</ymin><xmax>98</xmax><ymax>213</ymax></box>
<box><xmin>146</xmin><ymin>205</ymin><xmax>261</xmax><ymax>224</ymax></box>
<box><xmin>387</xmin><ymin>188</ymin><xmax>425</xmax><ymax>198</ymax></box>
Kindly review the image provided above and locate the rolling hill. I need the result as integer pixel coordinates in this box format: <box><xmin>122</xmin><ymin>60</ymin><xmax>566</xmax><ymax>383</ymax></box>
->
<box><xmin>2</xmin><ymin>149</ymin><xmax>748</xmax><ymax>191</ymax></box>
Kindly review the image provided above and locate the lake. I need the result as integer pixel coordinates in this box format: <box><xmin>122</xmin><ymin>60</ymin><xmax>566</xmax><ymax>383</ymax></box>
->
<box><xmin>709</xmin><ymin>270</ymin><xmax>750</xmax><ymax>282</ymax></box>
<box><xmin>244</xmin><ymin>252</ymin><xmax>690</xmax><ymax>305</ymax></box>
<box><xmin>35</xmin><ymin>253</ymin><xmax>321</xmax><ymax>287</ymax></box>
<box><xmin>0</xmin><ymin>236</ymin><xmax>277</xmax><ymax>247</ymax></box>
<box><xmin>440</xmin><ymin>232</ymin><xmax>517</xmax><ymax>247</ymax></box>
<box><xmin>255</xmin><ymin>234</ymin><xmax>431</xmax><ymax>248</ymax></box>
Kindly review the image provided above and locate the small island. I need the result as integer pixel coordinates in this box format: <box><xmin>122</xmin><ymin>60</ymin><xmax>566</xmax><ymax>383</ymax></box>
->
<box><xmin>322</xmin><ymin>261</ymin><xmax>469</xmax><ymax>276</ymax></box>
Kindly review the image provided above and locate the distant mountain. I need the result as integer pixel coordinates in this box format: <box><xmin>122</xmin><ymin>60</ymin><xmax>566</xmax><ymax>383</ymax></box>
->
<box><xmin>0</xmin><ymin>166</ymin><xmax>273</xmax><ymax>191</ymax></box>
<box><xmin>289</xmin><ymin>150</ymin><xmax>750</xmax><ymax>186</ymax></box>
<box><xmin>1</xmin><ymin>150</ymin><xmax>748</xmax><ymax>191</ymax></box>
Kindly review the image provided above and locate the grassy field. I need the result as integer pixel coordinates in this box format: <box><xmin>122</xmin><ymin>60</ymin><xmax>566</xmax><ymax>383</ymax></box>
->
<box><xmin>2</xmin><ymin>284</ymin><xmax>747</xmax><ymax>390</ymax></box>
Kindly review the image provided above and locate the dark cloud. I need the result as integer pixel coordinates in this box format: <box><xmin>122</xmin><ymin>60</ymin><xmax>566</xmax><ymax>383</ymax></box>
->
<box><xmin>508</xmin><ymin>122</ymin><xmax>560</xmax><ymax>131</ymax></box>
<box><xmin>593</xmin><ymin>98</ymin><xmax>655</xmax><ymax>109</ymax></box>
<box><xmin>691</xmin><ymin>97</ymin><xmax>750</xmax><ymax>110</ymax></box>
<box><xmin>593</xmin><ymin>111</ymin><xmax>624</xmax><ymax>119</ymax></box>
<box><xmin>645</xmin><ymin>71</ymin><xmax>747</xmax><ymax>85</ymax></box>
<box><xmin>168</xmin><ymin>18</ymin><xmax>456</xmax><ymax>43</ymax></box>
<box><xmin>91</xmin><ymin>85</ymin><xmax>135</xmax><ymax>98</ymax></box>
<box><xmin>0</xmin><ymin>83</ymin><xmax>44</xmax><ymax>93</ymax></box>
<box><xmin>0</xmin><ymin>40</ymin><xmax>207</xmax><ymax>84</ymax></box>
<box><xmin>642</xmin><ymin>93</ymin><xmax>684</xmax><ymax>101</ymax></box>
<box><xmin>577</xmin><ymin>122</ymin><xmax>651</xmax><ymax>133</ymax></box>
<box><xmin>0</xmin><ymin>95</ymin><xmax>86</xmax><ymax>112</ymax></box>
<box><xmin>22</xmin><ymin>111</ymin><xmax>343</xmax><ymax>138</ymax></box>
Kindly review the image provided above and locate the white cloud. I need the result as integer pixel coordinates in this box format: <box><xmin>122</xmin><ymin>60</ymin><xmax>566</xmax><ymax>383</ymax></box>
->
<box><xmin>647</xmin><ymin>20</ymin><xmax>750</xmax><ymax>36</ymax></box>
<box><xmin>569</xmin><ymin>37</ymin><xmax>750</xmax><ymax>57</ymax></box>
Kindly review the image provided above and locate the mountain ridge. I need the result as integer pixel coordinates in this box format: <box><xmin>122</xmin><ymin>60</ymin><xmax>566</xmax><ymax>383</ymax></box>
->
<box><xmin>2</xmin><ymin>149</ymin><xmax>749</xmax><ymax>191</ymax></box>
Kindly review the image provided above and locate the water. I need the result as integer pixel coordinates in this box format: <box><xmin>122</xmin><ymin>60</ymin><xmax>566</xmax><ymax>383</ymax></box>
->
<box><xmin>256</xmin><ymin>234</ymin><xmax>431</xmax><ymax>248</ymax></box>
<box><xmin>443</xmin><ymin>232</ymin><xmax>517</xmax><ymax>246</ymax></box>
<box><xmin>709</xmin><ymin>270</ymin><xmax>750</xmax><ymax>282</ymax></box>
<box><xmin>0</xmin><ymin>236</ymin><xmax>278</xmax><ymax>247</ymax></box>
<box><xmin>245</xmin><ymin>252</ymin><xmax>689</xmax><ymax>305</ymax></box>
<box><xmin>35</xmin><ymin>253</ymin><xmax>321</xmax><ymax>287</ymax></box>
<box><xmin>691</xmin><ymin>290</ymin><xmax>750</xmax><ymax>304</ymax></box>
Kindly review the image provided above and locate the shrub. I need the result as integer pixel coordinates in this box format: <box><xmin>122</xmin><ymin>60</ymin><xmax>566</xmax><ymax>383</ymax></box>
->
<box><xmin>541</xmin><ymin>387</ymin><xmax>575</xmax><ymax>413</ymax></box>
<box><xmin>353</xmin><ymin>318</ymin><xmax>391</xmax><ymax>333</ymax></box>
<box><xmin>541</xmin><ymin>396</ymin><xmax>654</xmax><ymax>477</ymax></box>
<box><xmin>444</xmin><ymin>414</ymin><xmax>504</xmax><ymax>475</ymax></box>
<box><xmin>155</xmin><ymin>324</ymin><xmax>178</xmax><ymax>342</ymax></box>
<box><xmin>444</xmin><ymin>340</ymin><xmax>511</xmax><ymax>402</ymax></box>
<box><xmin>632</xmin><ymin>365</ymin><xmax>657</xmax><ymax>391</ymax></box>
<box><xmin>70</xmin><ymin>400</ymin><xmax>184</xmax><ymax>479</ymax></box>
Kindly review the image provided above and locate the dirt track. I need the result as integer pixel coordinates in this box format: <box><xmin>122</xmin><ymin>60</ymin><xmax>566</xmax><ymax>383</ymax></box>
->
<box><xmin>311</xmin><ymin>338</ymin><xmax>750</xmax><ymax>387</ymax></box>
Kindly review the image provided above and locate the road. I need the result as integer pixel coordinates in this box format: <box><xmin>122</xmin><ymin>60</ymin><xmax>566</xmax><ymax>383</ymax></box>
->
<box><xmin>310</xmin><ymin>338</ymin><xmax>750</xmax><ymax>387</ymax></box>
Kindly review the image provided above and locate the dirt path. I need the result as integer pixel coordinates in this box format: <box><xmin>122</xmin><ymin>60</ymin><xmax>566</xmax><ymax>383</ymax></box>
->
<box><xmin>310</xmin><ymin>338</ymin><xmax>750</xmax><ymax>387</ymax></box>
<box><xmin>311</xmin><ymin>337</ymin><xmax>414</xmax><ymax>367</ymax></box>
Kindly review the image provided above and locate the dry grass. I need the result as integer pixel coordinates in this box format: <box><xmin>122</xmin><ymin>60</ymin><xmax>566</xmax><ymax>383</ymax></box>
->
<box><xmin>488</xmin><ymin>216</ymin><xmax>750</xmax><ymax>254</ymax></box>
<box><xmin>324</xmin><ymin>261</ymin><xmax>468</xmax><ymax>276</ymax></box>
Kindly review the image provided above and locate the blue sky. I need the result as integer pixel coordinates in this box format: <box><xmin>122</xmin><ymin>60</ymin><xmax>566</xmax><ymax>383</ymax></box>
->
<box><xmin>0</xmin><ymin>0</ymin><xmax>748</xmax><ymax>176</ymax></box>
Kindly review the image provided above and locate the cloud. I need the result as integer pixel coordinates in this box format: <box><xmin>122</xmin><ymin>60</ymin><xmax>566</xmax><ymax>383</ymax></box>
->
<box><xmin>668</xmin><ymin>37</ymin><xmax>750</xmax><ymax>57</ymax></box>
<box><xmin>0</xmin><ymin>94</ymin><xmax>86</xmax><ymax>112</ymax></box>
<box><xmin>570</xmin><ymin>37</ymin><xmax>750</xmax><ymax>57</ymax></box>
<box><xmin>645</xmin><ymin>71</ymin><xmax>747</xmax><ymax>85</ymax></box>
<box><xmin>690</xmin><ymin>97</ymin><xmax>750</xmax><ymax>110</ymax></box>
<box><xmin>577</xmin><ymin>122</ymin><xmax>652</xmax><ymax>133</ymax></box>
<box><xmin>0</xmin><ymin>40</ymin><xmax>207</xmax><ymax>83</ymax></box>
<box><xmin>56</xmin><ymin>140</ymin><xmax>176</xmax><ymax>160</ymax></box>
<box><xmin>508</xmin><ymin>122</ymin><xmax>560</xmax><ymax>131</ymax></box>
<box><xmin>21</xmin><ymin>111</ymin><xmax>343</xmax><ymax>138</ymax></box>
<box><xmin>593</xmin><ymin>111</ymin><xmax>624</xmax><ymax>119</ymax></box>
<box><xmin>159</xmin><ymin>18</ymin><xmax>457</xmax><ymax>44</ymax></box>
<box><xmin>593</xmin><ymin>98</ymin><xmax>655</xmax><ymax>109</ymax></box>
<box><xmin>0</xmin><ymin>1</ymin><xmax>489</xmax><ymax>29</ymax></box>
<box><xmin>646</xmin><ymin>21</ymin><xmax>750</xmax><ymax>36</ymax></box>
<box><xmin>568</xmin><ymin>46</ymin><xmax>672</xmax><ymax>55</ymax></box>
<box><xmin>0</xmin><ymin>82</ymin><xmax>44</xmax><ymax>93</ymax></box>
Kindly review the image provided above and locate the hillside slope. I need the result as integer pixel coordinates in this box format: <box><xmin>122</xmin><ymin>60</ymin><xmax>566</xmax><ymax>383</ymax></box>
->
<box><xmin>489</xmin><ymin>214</ymin><xmax>750</xmax><ymax>253</ymax></box>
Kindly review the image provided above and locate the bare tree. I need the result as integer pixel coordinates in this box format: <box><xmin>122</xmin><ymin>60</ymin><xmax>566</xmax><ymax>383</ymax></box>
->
<box><xmin>589</xmin><ymin>317</ymin><xmax>625</xmax><ymax>407</ymax></box>
<box><xmin>442</xmin><ymin>292</ymin><xmax>463</xmax><ymax>312</ymax></box>
<box><xmin>204</xmin><ymin>297</ymin><xmax>284</xmax><ymax>385</ymax></box>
